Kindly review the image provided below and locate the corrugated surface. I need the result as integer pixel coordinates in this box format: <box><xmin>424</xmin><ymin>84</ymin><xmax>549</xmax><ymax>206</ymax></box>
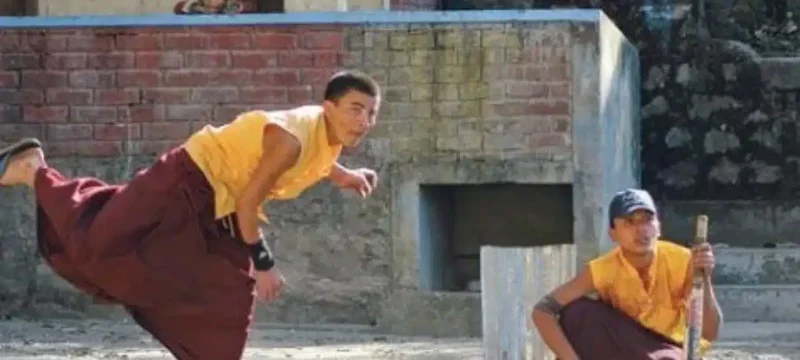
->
<box><xmin>480</xmin><ymin>245</ymin><xmax>576</xmax><ymax>360</ymax></box>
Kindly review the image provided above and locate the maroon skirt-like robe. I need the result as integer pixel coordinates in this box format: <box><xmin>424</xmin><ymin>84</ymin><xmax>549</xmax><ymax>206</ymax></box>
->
<box><xmin>34</xmin><ymin>146</ymin><xmax>256</xmax><ymax>359</ymax></box>
<box><xmin>558</xmin><ymin>298</ymin><xmax>685</xmax><ymax>360</ymax></box>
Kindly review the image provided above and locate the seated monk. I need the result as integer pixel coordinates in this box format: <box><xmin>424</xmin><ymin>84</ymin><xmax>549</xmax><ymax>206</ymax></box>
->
<box><xmin>531</xmin><ymin>189</ymin><xmax>723</xmax><ymax>360</ymax></box>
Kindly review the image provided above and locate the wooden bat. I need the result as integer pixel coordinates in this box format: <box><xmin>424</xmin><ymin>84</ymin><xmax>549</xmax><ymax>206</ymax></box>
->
<box><xmin>683</xmin><ymin>215</ymin><xmax>708</xmax><ymax>360</ymax></box>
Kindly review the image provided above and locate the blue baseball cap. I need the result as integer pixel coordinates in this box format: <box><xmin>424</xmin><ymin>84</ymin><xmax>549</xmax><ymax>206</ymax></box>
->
<box><xmin>608</xmin><ymin>189</ymin><xmax>657</xmax><ymax>228</ymax></box>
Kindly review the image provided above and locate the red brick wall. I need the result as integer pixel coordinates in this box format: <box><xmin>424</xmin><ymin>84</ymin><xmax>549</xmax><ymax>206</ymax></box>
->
<box><xmin>0</xmin><ymin>25</ymin><xmax>346</xmax><ymax>158</ymax></box>
<box><xmin>390</xmin><ymin>0</ymin><xmax>438</xmax><ymax>10</ymax></box>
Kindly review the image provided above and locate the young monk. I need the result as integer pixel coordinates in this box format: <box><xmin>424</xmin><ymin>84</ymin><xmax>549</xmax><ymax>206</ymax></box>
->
<box><xmin>0</xmin><ymin>70</ymin><xmax>382</xmax><ymax>360</ymax></box>
<box><xmin>531</xmin><ymin>188</ymin><xmax>723</xmax><ymax>360</ymax></box>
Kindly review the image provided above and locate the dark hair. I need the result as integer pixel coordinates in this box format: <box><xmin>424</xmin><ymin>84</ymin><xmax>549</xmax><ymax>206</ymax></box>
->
<box><xmin>323</xmin><ymin>70</ymin><xmax>380</xmax><ymax>102</ymax></box>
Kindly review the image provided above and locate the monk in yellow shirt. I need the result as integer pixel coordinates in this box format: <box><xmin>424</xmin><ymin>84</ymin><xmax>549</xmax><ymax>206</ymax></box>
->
<box><xmin>532</xmin><ymin>189</ymin><xmax>723</xmax><ymax>360</ymax></box>
<box><xmin>0</xmin><ymin>70</ymin><xmax>382</xmax><ymax>360</ymax></box>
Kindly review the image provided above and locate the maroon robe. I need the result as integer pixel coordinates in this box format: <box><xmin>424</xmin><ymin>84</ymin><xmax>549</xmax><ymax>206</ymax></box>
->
<box><xmin>34</xmin><ymin>146</ymin><xmax>256</xmax><ymax>359</ymax></box>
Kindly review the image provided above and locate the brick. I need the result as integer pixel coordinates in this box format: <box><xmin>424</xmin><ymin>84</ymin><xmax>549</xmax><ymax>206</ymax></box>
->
<box><xmin>232</xmin><ymin>51</ymin><xmax>279</xmax><ymax>69</ymax></box>
<box><xmin>301</xmin><ymin>32</ymin><xmax>343</xmax><ymax>49</ymax></box>
<box><xmin>66</xmin><ymin>35</ymin><xmax>115</xmax><ymax>51</ymax></box>
<box><xmin>88</xmin><ymin>53</ymin><xmax>135</xmax><ymax>69</ymax></box>
<box><xmin>506</xmin><ymin>83</ymin><xmax>549</xmax><ymax>99</ymax></box>
<box><xmin>21</xmin><ymin>70</ymin><xmax>68</xmax><ymax>88</ymax></box>
<box><xmin>71</xmin><ymin>106</ymin><xmax>118</xmax><ymax>123</ymax></box>
<box><xmin>1</xmin><ymin>53</ymin><xmax>40</xmax><ymax>70</ymax></box>
<box><xmin>119</xmin><ymin>105</ymin><xmax>165</xmax><ymax>122</ymax></box>
<box><xmin>0</xmin><ymin>71</ymin><xmax>19</xmax><ymax>87</ymax></box>
<box><xmin>142</xmin><ymin>88</ymin><xmax>192</xmax><ymax>104</ymax></box>
<box><xmin>46</xmin><ymin>88</ymin><xmax>93</xmax><ymax>105</ymax></box>
<box><xmin>164</xmin><ymin>34</ymin><xmax>208</xmax><ymax>50</ymax></box>
<box><xmin>69</xmin><ymin>70</ymin><xmax>115</xmax><ymax>88</ymax></box>
<box><xmin>530</xmin><ymin>133</ymin><xmax>570</xmax><ymax>150</ymax></box>
<box><xmin>94</xmin><ymin>123</ymin><xmax>141</xmax><ymax>140</ymax></box>
<box><xmin>0</xmin><ymin>106</ymin><xmax>22</xmax><ymax>123</ymax></box>
<box><xmin>0</xmin><ymin>89</ymin><xmax>44</xmax><ymax>105</ymax></box>
<box><xmin>434</xmin><ymin>101</ymin><xmax>479</xmax><ymax>118</ymax></box>
<box><xmin>209</xmin><ymin>33</ymin><xmax>251</xmax><ymax>49</ymax></box>
<box><xmin>23</xmin><ymin>106</ymin><xmax>68</xmax><ymax>123</ymax></box>
<box><xmin>485</xmin><ymin>100</ymin><xmax>569</xmax><ymax>118</ymax></box>
<box><xmin>47</xmin><ymin>124</ymin><xmax>93</xmax><ymax>140</ymax></box>
<box><xmin>135</xmin><ymin>52</ymin><xmax>183</xmax><ymax>69</ymax></box>
<box><xmin>117</xmin><ymin>34</ymin><xmax>163</xmax><ymax>50</ymax></box>
<box><xmin>435</xmin><ymin>85</ymin><xmax>460</xmax><ymax>101</ymax></box>
<box><xmin>0</xmin><ymin>124</ymin><xmax>44</xmax><ymax>141</ymax></box>
<box><xmin>253</xmin><ymin>69</ymin><xmax>301</xmax><ymax>87</ymax></box>
<box><xmin>214</xmin><ymin>105</ymin><xmax>253</xmax><ymax>123</ymax></box>
<box><xmin>43</xmin><ymin>53</ymin><xmax>87</xmax><ymax>69</ymax></box>
<box><xmin>278</xmin><ymin>52</ymin><xmax>313</xmax><ymax>68</ymax></box>
<box><xmin>46</xmin><ymin>141</ymin><xmax>121</xmax><ymax>158</ymax></box>
<box><xmin>128</xmin><ymin>140</ymin><xmax>176</xmax><ymax>155</ymax></box>
<box><xmin>549</xmin><ymin>83</ymin><xmax>570</xmax><ymax>98</ymax></box>
<box><xmin>384</xmin><ymin>87</ymin><xmax>410</xmax><ymax>103</ymax></box>
<box><xmin>0</xmin><ymin>34</ymin><xmax>20</xmax><ymax>52</ymax></box>
<box><xmin>459</xmin><ymin>83</ymin><xmax>491</xmax><ymax>100</ymax></box>
<box><xmin>184</xmin><ymin>51</ymin><xmax>230</xmax><ymax>68</ymax></box>
<box><xmin>117</xmin><ymin>70</ymin><xmax>160</xmax><ymax>87</ymax></box>
<box><xmin>142</xmin><ymin>122</ymin><xmax>192</xmax><ymax>140</ymax></box>
<box><xmin>251</xmin><ymin>33</ymin><xmax>297</xmax><ymax>50</ymax></box>
<box><xmin>435</xmin><ymin>66</ymin><xmax>480</xmax><ymax>83</ymax></box>
<box><xmin>313</xmin><ymin>52</ymin><xmax>340</xmax><ymax>67</ymax></box>
<box><xmin>482</xmin><ymin>132</ymin><xmax>529</xmax><ymax>151</ymax></box>
<box><xmin>301</xmin><ymin>69</ymin><xmax>334</xmax><ymax>86</ymax></box>
<box><xmin>191</xmin><ymin>87</ymin><xmax>239</xmax><ymax>103</ymax></box>
<box><xmin>239</xmin><ymin>87</ymin><xmax>287</xmax><ymax>104</ymax></box>
<box><xmin>288</xmin><ymin>86</ymin><xmax>313</xmax><ymax>105</ymax></box>
<box><xmin>208</xmin><ymin>69</ymin><xmax>254</xmax><ymax>86</ymax></box>
<box><xmin>95</xmin><ymin>88</ymin><xmax>141</xmax><ymax>105</ymax></box>
<box><xmin>165</xmin><ymin>105</ymin><xmax>213</xmax><ymax>122</ymax></box>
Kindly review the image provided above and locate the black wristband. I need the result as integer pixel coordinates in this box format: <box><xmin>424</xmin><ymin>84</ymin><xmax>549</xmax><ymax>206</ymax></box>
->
<box><xmin>247</xmin><ymin>237</ymin><xmax>275</xmax><ymax>271</ymax></box>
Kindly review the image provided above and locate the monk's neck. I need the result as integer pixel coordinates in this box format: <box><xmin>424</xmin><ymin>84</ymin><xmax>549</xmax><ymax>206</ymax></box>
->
<box><xmin>323</xmin><ymin>114</ymin><xmax>341</xmax><ymax>147</ymax></box>
<box><xmin>621</xmin><ymin>250</ymin><xmax>655</xmax><ymax>272</ymax></box>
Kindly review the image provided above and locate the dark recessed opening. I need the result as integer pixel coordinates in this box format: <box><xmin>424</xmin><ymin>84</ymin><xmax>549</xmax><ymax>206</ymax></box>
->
<box><xmin>418</xmin><ymin>183</ymin><xmax>573</xmax><ymax>292</ymax></box>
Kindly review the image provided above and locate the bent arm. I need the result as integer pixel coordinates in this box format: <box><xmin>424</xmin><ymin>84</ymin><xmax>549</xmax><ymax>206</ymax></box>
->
<box><xmin>327</xmin><ymin>162</ymin><xmax>349</xmax><ymax>187</ymax></box>
<box><xmin>531</xmin><ymin>264</ymin><xmax>595</xmax><ymax>360</ymax></box>
<box><xmin>235</xmin><ymin>123</ymin><xmax>301</xmax><ymax>244</ymax></box>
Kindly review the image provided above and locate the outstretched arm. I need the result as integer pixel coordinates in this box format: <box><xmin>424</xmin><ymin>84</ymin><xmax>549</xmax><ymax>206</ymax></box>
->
<box><xmin>235</xmin><ymin>123</ymin><xmax>300</xmax><ymax>244</ymax></box>
<box><xmin>531</xmin><ymin>264</ymin><xmax>595</xmax><ymax>360</ymax></box>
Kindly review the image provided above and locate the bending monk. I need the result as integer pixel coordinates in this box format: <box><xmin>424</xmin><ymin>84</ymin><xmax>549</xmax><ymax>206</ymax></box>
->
<box><xmin>0</xmin><ymin>70</ymin><xmax>382</xmax><ymax>360</ymax></box>
<box><xmin>531</xmin><ymin>189</ymin><xmax>724</xmax><ymax>360</ymax></box>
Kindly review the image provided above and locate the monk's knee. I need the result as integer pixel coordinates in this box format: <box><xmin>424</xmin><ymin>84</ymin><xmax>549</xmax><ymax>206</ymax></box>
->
<box><xmin>560</xmin><ymin>297</ymin><xmax>600</xmax><ymax>319</ymax></box>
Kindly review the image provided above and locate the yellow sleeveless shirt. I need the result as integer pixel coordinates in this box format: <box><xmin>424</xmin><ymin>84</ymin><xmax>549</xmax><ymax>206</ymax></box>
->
<box><xmin>588</xmin><ymin>240</ymin><xmax>712</xmax><ymax>354</ymax></box>
<box><xmin>182</xmin><ymin>105</ymin><xmax>342</xmax><ymax>221</ymax></box>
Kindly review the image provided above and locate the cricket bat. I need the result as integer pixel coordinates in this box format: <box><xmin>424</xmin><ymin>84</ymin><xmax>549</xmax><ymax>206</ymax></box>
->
<box><xmin>683</xmin><ymin>215</ymin><xmax>708</xmax><ymax>360</ymax></box>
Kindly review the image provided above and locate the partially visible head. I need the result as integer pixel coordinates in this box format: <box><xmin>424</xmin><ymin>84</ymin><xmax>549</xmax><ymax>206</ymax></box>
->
<box><xmin>321</xmin><ymin>70</ymin><xmax>381</xmax><ymax>147</ymax></box>
<box><xmin>608</xmin><ymin>189</ymin><xmax>660</xmax><ymax>255</ymax></box>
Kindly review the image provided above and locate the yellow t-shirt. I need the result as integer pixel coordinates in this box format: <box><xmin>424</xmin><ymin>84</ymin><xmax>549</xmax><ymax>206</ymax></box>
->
<box><xmin>182</xmin><ymin>105</ymin><xmax>342</xmax><ymax>220</ymax></box>
<box><xmin>588</xmin><ymin>240</ymin><xmax>712</xmax><ymax>354</ymax></box>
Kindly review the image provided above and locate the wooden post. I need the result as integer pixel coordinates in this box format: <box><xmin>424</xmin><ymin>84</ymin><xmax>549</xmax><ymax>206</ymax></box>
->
<box><xmin>481</xmin><ymin>245</ymin><xmax>576</xmax><ymax>360</ymax></box>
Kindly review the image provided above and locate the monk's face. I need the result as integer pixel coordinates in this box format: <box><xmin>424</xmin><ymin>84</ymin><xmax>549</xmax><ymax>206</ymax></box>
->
<box><xmin>609</xmin><ymin>209</ymin><xmax>660</xmax><ymax>255</ymax></box>
<box><xmin>323</xmin><ymin>89</ymin><xmax>379</xmax><ymax>147</ymax></box>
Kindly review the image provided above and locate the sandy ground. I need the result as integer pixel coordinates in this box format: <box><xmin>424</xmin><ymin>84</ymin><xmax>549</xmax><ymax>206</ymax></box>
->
<box><xmin>0</xmin><ymin>319</ymin><xmax>798</xmax><ymax>359</ymax></box>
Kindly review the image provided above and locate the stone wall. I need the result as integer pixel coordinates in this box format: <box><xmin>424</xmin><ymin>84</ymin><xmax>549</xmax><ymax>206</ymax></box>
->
<box><xmin>0</xmin><ymin>10</ymin><xmax>639</xmax><ymax>336</ymax></box>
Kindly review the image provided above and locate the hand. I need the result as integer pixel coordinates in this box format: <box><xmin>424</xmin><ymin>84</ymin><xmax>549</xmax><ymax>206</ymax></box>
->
<box><xmin>254</xmin><ymin>267</ymin><xmax>285</xmax><ymax>303</ymax></box>
<box><xmin>336</xmin><ymin>168</ymin><xmax>378</xmax><ymax>198</ymax></box>
<box><xmin>691</xmin><ymin>243</ymin><xmax>715</xmax><ymax>276</ymax></box>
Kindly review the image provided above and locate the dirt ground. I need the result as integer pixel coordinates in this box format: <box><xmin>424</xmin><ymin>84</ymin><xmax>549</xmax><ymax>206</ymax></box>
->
<box><xmin>0</xmin><ymin>319</ymin><xmax>798</xmax><ymax>359</ymax></box>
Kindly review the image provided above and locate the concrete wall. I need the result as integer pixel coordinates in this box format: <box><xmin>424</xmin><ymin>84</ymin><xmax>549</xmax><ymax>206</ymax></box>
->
<box><xmin>0</xmin><ymin>10</ymin><xmax>638</xmax><ymax>336</ymax></box>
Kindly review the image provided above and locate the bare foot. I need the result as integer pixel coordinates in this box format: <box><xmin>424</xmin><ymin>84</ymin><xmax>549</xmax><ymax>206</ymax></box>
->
<box><xmin>0</xmin><ymin>147</ymin><xmax>45</xmax><ymax>187</ymax></box>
